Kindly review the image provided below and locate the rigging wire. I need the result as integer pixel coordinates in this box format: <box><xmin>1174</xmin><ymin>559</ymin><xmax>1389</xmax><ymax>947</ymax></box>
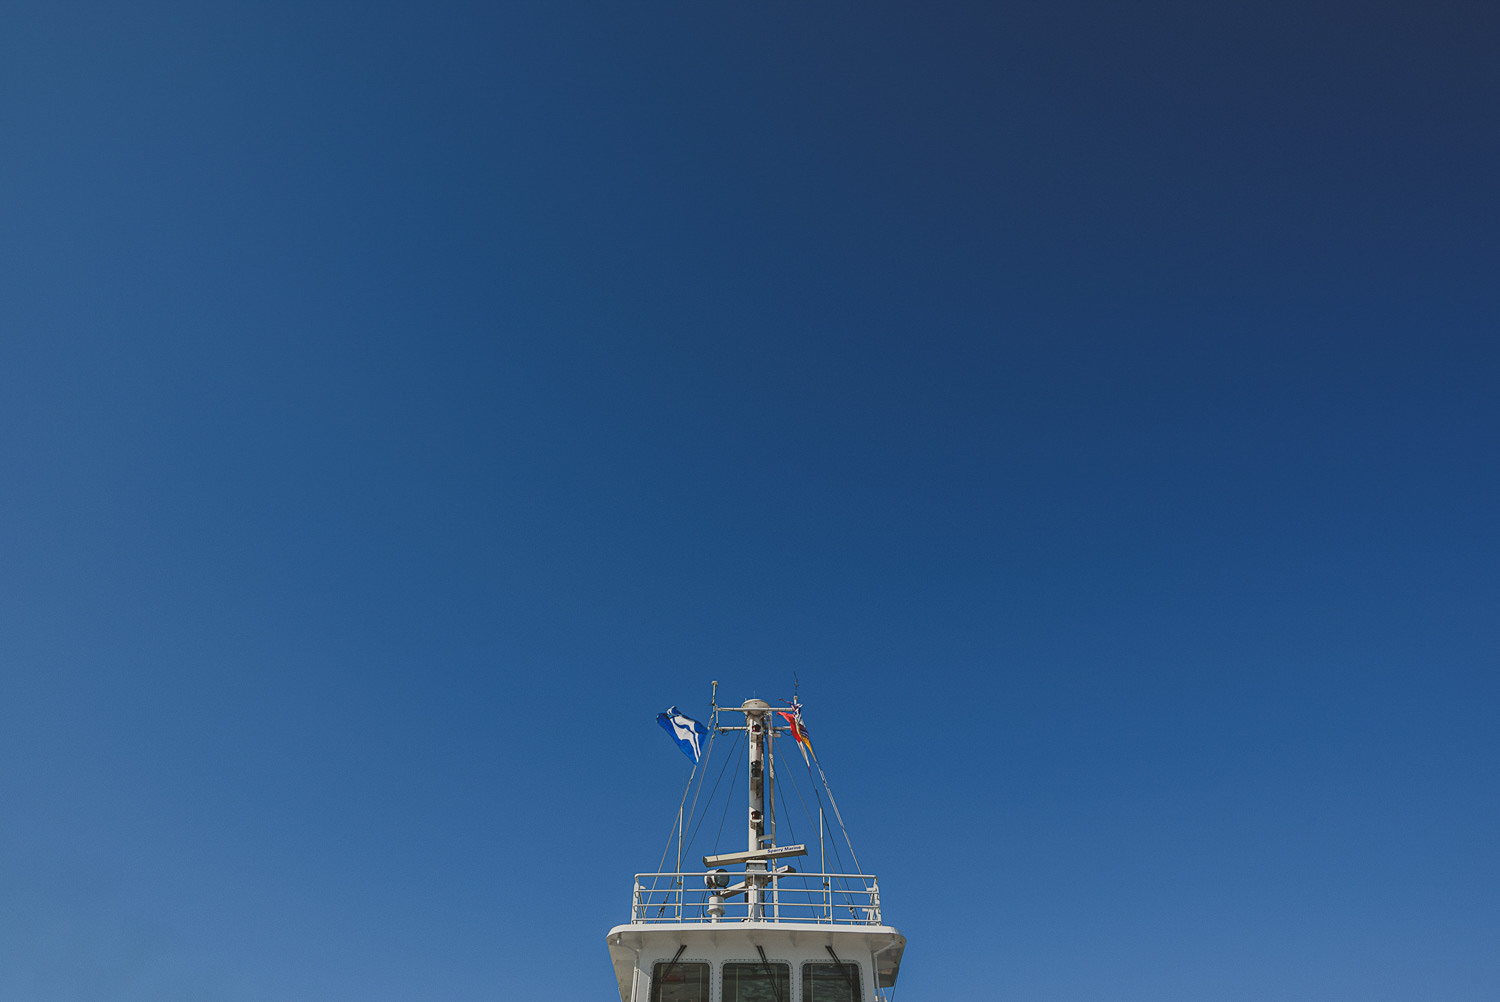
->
<box><xmin>791</xmin><ymin>745</ymin><xmax>861</xmax><ymax>919</ymax></box>
<box><xmin>678</xmin><ymin>725</ymin><xmax>718</xmax><ymax>861</ymax></box>
<box><xmin>709</xmin><ymin>732</ymin><xmax>747</xmax><ymax>856</ymax></box>
<box><xmin>780</xmin><ymin>698</ymin><xmax>866</xmax><ymax>876</ymax></box>
<box><xmin>773</xmin><ymin>762</ymin><xmax>797</xmax><ymax>848</ymax></box>
<box><xmin>646</xmin><ymin>696</ymin><xmax>885</xmax><ymax>933</ymax></box>
<box><xmin>684</xmin><ymin>729</ymin><xmax>740</xmax><ymax>857</ymax></box>
<box><xmin>650</xmin><ymin>720</ymin><xmax>719</xmax><ymax>917</ymax></box>
<box><xmin>654</xmin><ymin>755</ymin><xmax>701</xmax><ymax>877</ymax></box>
<box><xmin>651</xmin><ymin>753</ymin><xmax>701</xmax><ymax>915</ymax></box>
<box><xmin>810</xmin><ymin>767</ymin><xmax>849</xmax><ymax>875</ymax></box>
<box><xmin>809</xmin><ymin>750</ymin><xmax>864</xmax><ymax>876</ymax></box>
<box><xmin>650</xmin><ymin>756</ymin><xmax>698</xmax><ymax>918</ymax></box>
<box><xmin>779</xmin><ymin>737</ymin><xmax>846</xmax><ymax>874</ymax></box>
<box><xmin>786</xmin><ymin>745</ymin><xmax>845</xmax><ymax>872</ymax></box>
<box><xmin>779</xmin><ymin>752</ymin><xmax>819</xmax><ymax>841</ymax></box>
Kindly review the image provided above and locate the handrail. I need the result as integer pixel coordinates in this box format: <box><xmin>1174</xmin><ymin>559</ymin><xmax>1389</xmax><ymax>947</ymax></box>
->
<box><xmin>629</xmin><ymin>871</ymin><xmax>883</xmax><ymax>925</ymax></box>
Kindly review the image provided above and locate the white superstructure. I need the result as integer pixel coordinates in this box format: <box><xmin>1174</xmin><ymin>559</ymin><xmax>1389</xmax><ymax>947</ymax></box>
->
<box><xmin>607</xmin><ymin>695</ymin><xmax>907</xmax><ymax>1002</ymax></box>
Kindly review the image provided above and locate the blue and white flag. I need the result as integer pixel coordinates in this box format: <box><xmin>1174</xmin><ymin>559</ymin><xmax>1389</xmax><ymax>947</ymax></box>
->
<box><xmin>657</xmin><ymin>706</ymin><xmax>708</xmax><ymax>764</ymax></box>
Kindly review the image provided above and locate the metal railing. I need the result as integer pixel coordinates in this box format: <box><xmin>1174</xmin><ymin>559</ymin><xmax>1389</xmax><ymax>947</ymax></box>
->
<box><xmin>630</xmin><ymin>871</ymin><xmax>882</xmax><ymax>925</ymax></box>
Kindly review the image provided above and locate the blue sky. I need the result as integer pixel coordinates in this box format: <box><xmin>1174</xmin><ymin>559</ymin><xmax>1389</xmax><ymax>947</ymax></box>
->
<box><xmin>2</xmin><ymin>1</ymin><xmax>1497</xmax><ymax>999</ymax></box>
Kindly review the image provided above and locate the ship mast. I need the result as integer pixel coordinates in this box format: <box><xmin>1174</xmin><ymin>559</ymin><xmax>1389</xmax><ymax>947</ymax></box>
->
<box><xmin>609</xmin><ymin>687</ymin><xmax>906</xmax><ymax>1002</ymax></box>
<box><xmin>744</xmin><ymin>698</ymin><xmax>771</xmax><ymax>920</ymax></box>
<box><xmin>702</xmin><ymin>694</ymin><xmax>806</xmax><ymax>922</ymax></box>
<box><xmin>745</xmin><ymin>698</ymin><xmax>772</xmax><ymax>853</ymax></box>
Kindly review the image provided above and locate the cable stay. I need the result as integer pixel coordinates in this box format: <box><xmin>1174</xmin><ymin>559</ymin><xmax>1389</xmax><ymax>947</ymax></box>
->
<box><xmin>650</xmin><ymin>682</ymin><xmax>885</xmax><ymax>927</ymax></box>
<box><xmin>612</xmin><ymin>681</ymin><xmax>906</xmax><ymax>1002</ymax></box>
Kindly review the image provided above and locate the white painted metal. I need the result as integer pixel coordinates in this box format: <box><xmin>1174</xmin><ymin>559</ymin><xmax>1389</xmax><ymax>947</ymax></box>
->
<box><xmin>605</xmin><ymin>925</ymin><xmax>905</xmax><ymax>1002</ymax></box>
<box><xmin>702</xmin><ymin>844</ymin><xmax>807</xmax><ymax>867</ymax></box>
<box><xmin>608</xmin><ymin>689</ymin><xmax>906</xmax><ymax>1002</ymax></box>
<box><xmin>630</xmin><ymin>871</ymin><xmax>882</xmax><ymax>926</ymax></box>
<box><xmin>743</xmin><ymin>698</ymin><xmax>769</xmax><ymax>921</ymax></box>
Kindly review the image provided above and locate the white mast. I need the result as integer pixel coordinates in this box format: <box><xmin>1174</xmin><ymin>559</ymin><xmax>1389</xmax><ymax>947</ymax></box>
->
<box><xmin>609</xmin><ymin>687</ymin><xmax>906</xmax><ymax>1002</ymax></box>
<box><xmin>744</xmin><ymin>698</ymin><xmax>771</xmax><ymax>852</ymax></box>
<box><xmin>700</xmin><ymin>696</ymin><xmax>807</xmax><ymax>921</ymax></box>
<box><xmin>742</xmin><ymin>698</ymin><xmax>770</xmax><ymax>919</ymax></box>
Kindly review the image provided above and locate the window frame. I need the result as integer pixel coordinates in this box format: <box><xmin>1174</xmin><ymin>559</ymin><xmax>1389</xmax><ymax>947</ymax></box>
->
<box><xmin>720</xmin><ymin>957</ymin><xmax>791</xmax><ymax>1002</ymax></box>
<box><xmin>800</xmin><ymin>960</ymin><xmax>863</xmax><ymax>1002</ymax></box>
<box><xmin>647</xmin><ymin>959</ymin><xmax>712</xmax><ymax>1002</ymax></box>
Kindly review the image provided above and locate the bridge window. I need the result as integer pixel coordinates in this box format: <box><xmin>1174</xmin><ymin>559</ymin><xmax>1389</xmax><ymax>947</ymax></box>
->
<box><xmin>723</xmin><ymin>961</ymin><xmax>790</xmax><ymax>1002</ymax></box>
<box><xmin>650</xmin><ymin>961</ymin><xmax>709</xmax><ymax>1002</ymax></box>
<box><xmin>802</xmin><ymin>962</ymin><xmax>861</xmax><ymax>1002</ymax></box>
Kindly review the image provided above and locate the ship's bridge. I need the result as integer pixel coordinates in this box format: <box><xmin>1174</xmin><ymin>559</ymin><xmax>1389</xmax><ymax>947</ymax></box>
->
<box><xmin>607</xmin><ymin>912</ymin><xmax>904</xmax><ymax>1002</ymax></box>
